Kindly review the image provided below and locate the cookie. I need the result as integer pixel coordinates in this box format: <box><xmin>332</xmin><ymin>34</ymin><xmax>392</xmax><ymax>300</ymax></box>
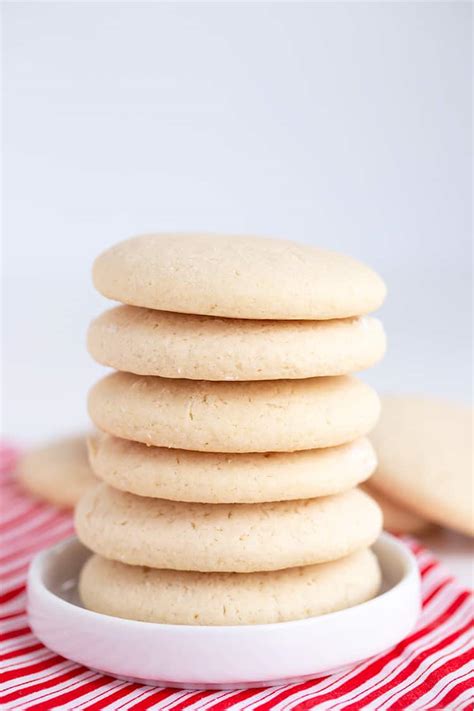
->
<box><xmin>18</xmin><ymin>435</ymin><xmax>96</xmax><ymax>508</ymax></box>
<box><xmin>79</xmin><ymin>548</ymin><xmax>381</xmax><ymax>625</ymax></box>
<box><xmin>88</xmin><ymin>372</ymin><xmax>380</xmax><ymax>453</ymax></box>
<box><xmin>362</xmin><ymin>484</ymin><xmax>430</xmax><ymax>535</ymax></box>
<box><xmin>89</xmin><ymin>433</ymin><xmax>377</xmax><ymax>503</ymax></box>
<box><xmin>87</xmin><ymin>306</ymin><xmax>386</xmax><ymax>380</ymax></box>
<box><xmin>75</xmin><ymin>484</ymin><xmax>382</xmax><ymax>572</ymax></box>
<box><xmin>92</xmin><ymin>234</ymin><xmax>386</xmax><ymax>320</ymax></box>
<box><xmin>371</xmin><ymin>396</ymin><xmax>473</xmax><ymax>536</ymax></box>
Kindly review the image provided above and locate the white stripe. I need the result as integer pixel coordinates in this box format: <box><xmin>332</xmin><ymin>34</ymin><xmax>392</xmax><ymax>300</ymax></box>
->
<box><xmin>0</xmin><ymin>500</ymin><xmax>41</xmax><ymax>528</ymax></box>
<box><xmin>273</xmin><ymin>581</ymin><xmax>468</xmax><ymax>711</ymax></box>
<box><xmin>2</xmin><ymin>660</ymin><xmax>77</xmax><ymax>695</ymax></box>
<box><xmin>0</xmin><ymin>520</ymin><xmax>72</xmax><ymax>568</ymax></box>
<box><xmin>0</xmin><ymin>648</ymin><xmax>53</xmax><ymax>671</ymax></box>
<box><xmin>272</xmin><ymin>578</ymin><xmax>454</xmax><ymax>711</ymax></box>
<box><xmin>0</xmin><ymin>633</ymin><xmax>35</xmax><ymax>654</ymax></box>
<box><xmin>321</xmin><ymin>589</ymin><xmax>472</xmax><ymax>710</ymax></box>
<box><xmin>0</xmin><ymin>510</ymin><xmax>64</xmax><ymax>543</ymax></box>
<box><xmin>415</xmin><ymin>666</ymin><xmax>473</xmax><ymax>708</ymax></box>
<box><xmin>57</xmin><ymin>677</ymin><xmax>127</xmax><ymax>709</ymax></box>
<box><xmin>305</xmin><ymin>589</ymin><xmax>471</xmax><ymax>711</ymax></box>
<box><xmin>374</xmin><ymin>632</ymin><xmax>472</xmax><ymax>709</ymax></box>
<box><xmin>0</xmin><ymin>520</ymin><xmax>74</xmax><ymax>573</ymax></box>
<box><xmin>6</xmin><ymin>667</ymin><xmax>96</xmax><ymax>707</ymax></box>
<box><xmin>69</xmin><ymin>680</ymin><xmax>133</xmax><ymax>710</ymax></box>
<box><xmin>447</xmin><ymin>685</ymin><xmax>474</xmax><ymax>709</ymax></box>
<box><xmin>105</xmin><ymin>688</ymin><xmax>163</xmax><ymax>711</ymax></box>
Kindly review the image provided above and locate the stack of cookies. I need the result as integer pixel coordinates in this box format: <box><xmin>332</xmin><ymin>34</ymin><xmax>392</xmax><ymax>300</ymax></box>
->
<box><xmin>76</xmin><ymin>234</ymin><xmax>387</xmax><ymax>625</ymax></box>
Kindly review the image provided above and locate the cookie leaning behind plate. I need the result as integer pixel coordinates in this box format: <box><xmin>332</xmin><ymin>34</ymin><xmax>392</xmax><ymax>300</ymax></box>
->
<box><xmin>18</xmin><ymin>435</ymin><xmax>96</xmax><ymax>508</ymax></box>
<box><xmin>371</xmin><ymin>396</ymin><xmax>473</xmax><ymax>536</ymax></box>
<box><xmin>88</xmin><ymin>372</ymin><xmax>380</xmax><ymax>453</ymax></box>
<box><xmin>92</xmin><ymin>234</ymin><xmax>386</xmax><ymax>320</ymax></box>
<box><xmin>362</xmin><ymin>484</ymin><xmax>431</xmax><ymax>536</ymax></box>
<box><xmin>75</xmin><ymin>484</ymin><xmax>382</xmax><ymax>572</ymax></box>
<box><xmin>88</xmin><ymin>433</ymin><xmax>377</xmax><ymax>503</ymax></box>
<box><xmin>79</xmin><ymin>548</ymin><xmax>381</xmax><ymax>625</ymax></box>
<box><xmin>87</xmin><ymin>306</ymin><xmax>386</xmax><ymax>380</ymax></box>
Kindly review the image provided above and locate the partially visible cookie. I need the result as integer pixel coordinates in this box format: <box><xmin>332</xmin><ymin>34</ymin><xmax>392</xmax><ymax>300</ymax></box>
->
<box><xmin>362</xmin><ymin>484</ymin><xmax>430</xmax><ymax>535</ymax></box>
<box><xmin>87</xmin><ymin>306</ymin><xmax>386</xmax><ymax>380</ymax></box>
<box><xmin>88</xmin><ymin>372</ymin><xmax>380</xmax><ymax>453</ymax></box>
<box><xmin>89</xmin><ymin>433</ymin><xmax>377</xmax><ymax>503</ymax></box>
<box><xmin>371</xmin><ymin>396</ymin><xmax>473</xmax><ymax>536</ymax></box>
<box><xmin>92</xmin><ymin>234</ymin><xmax>386</xmax><ymax>320</ymax></box>
<box><xmin>18</xmin><ymin>435</ymin><xmax>96</xmax><ymax>508</ymax></box>
<box><xmin>75</xmin><ymin>484</ymin><xmax>382</xmax><ymax>572</ymax></box>
<box><xmin>79</xmin><ymin>548</ymin><xmax>381</xmax><ymax>625</ymax></box>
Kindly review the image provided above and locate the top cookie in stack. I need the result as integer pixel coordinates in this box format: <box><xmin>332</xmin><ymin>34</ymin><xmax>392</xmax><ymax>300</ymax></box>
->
<box><xmin>78</xmin><ymin>233</ymin><xmax>386</xmax><ymax>626</ymax></box>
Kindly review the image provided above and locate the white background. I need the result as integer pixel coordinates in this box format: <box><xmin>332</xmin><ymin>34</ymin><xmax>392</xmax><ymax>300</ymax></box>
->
<box><xmin>3</xmin><ymin>1</ymin><xmax>472</xmax><ymax>444</ymax></box>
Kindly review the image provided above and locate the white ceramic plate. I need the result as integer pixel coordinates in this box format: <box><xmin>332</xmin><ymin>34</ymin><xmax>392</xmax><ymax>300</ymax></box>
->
<box><xmin>27</xmin><ymin>533</ymin><xmax>420</xmax><ymax>689</ymax></box>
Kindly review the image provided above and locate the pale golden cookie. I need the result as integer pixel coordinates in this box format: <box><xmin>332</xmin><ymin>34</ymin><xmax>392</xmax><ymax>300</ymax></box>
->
<box><xmin>88</xmin><ymin>372</ymin><xmax>380</xmax><ymax>453</ymax></box>
<box><xmin>362</xmin><ymin>484</ymin><xmax>430</xmax><ymax>535</ymax></box>
<box><xmin>371</xmin><ymin>396</ymin><xmax>473</xmax><ymax>536</ymax></box>
<box><xmin>92</xmin><ymin>234</ymin><xmax>386</xmax><ymax>320</ymax></box>
<box><xmin>89</xmin><ymin>433</ymin><xmax>377</xmax><ymax>503</ymax></box>
<box><xmin>87</xmin><ymin>306</ymin><xmax>386</xmax><ymax>380</ymax></box>
<box><xmin>75</xmin><ymin>484</ymin><xmax>382</xmax><ymax>572</ymax></box>
<box><xmin>18</xmin><ymin>435</ymin><xmax>96</xmax><ymax>508</ymax></box>
<box><xmin>79</xmin><ymin>548</ymin><xmax>381</xmax><ymax>625</ymax></box>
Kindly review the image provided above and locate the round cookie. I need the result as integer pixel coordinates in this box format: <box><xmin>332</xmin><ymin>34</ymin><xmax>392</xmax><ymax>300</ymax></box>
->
<box><xmin>89</xmin><ymin>433</ymin><xmax>377</xmax><ymax>503</ymax></box>
<box><xmin>362</xmin><ymin>484</ymin><xmax>430</xmax><ymax>536</ymax></box>
<box><xmin>88</xmin><ymin>306</ymin><xmax>386</xmax><ymax>380</ymax></box>
<box><xmin>18</xmin><ymin>435</ymin><xmax>96</xmax><ymax>508</ymax></box>
<box><xmin>79</xmin><ymin>548</ymin><xmax>381</xmax><ymax>626</ymax></box>
<box><xmin>88</xmin><ymin>372</ymin><xmax>380</xmax><ymax>453</ymax></box>
<box><xmin>92</xmin><ymin>234</ymin><xmax>386</xmax><ymax>320</ymax></box>
<box><xmin>75</xmin><ymin>484</ymin><xmax>382</xmax><ymax>572</ymax></box>
<box><xmin>371</xmin><ymin>396</ymin><xmax>473</xmax><ymax>536</ymax></box>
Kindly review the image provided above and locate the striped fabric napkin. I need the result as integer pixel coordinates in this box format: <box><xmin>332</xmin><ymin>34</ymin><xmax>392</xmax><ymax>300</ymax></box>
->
<box><xmin>0</xmin><ymin>444</ymin><xmax>472</xmax><ymax>710</ymax></box>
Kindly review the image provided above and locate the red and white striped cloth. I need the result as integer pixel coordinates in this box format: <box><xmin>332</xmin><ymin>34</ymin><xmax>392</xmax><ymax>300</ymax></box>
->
<box><xmin>1</xmin><ymin>444</ymin><xmax>472</xmax><ymax>710</ymax></box>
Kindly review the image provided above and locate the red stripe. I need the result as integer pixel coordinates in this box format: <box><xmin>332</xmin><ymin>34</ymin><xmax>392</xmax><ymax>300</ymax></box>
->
<box><xmin>269</xmin><ymin>591</ymin><xmax>471</xmax><ymax>710</ymax></box>
<box><xmin>205</xmin><ymin>686</ymin><xmax>271</xmax><ymax>711</ymax></box>
<box><xmin>423</xmin><ymin>577</ymin><xmax>455</xmax><ymax>606</ymax></box>
<box><xmin>419</xmin><ymin>560</ymin><xmax>439</xmax><ymax>578</ymax></box>
<box><xmin>1</xmin><ymin>512</ymin><xmax>71</xmax><ymax>548</ymax></box>
<box><xmin>0</xmin><ymin>665</ymin><xmax>85</xmax><ymax>703</ymax></box>
<box><xmin>253</xmin><ymin>679</ymin><xmax>330</xmax><ymax>711</ymax></box>
<box><xmin>170</xmin><ymin>689</ymin><xmax>215</xmax><ymax>710</ymax></box>
<box><xmin>0</xmin><ymin>642</ymin><xmax>43</xmax><ymax>661</ymax></box>
<box><xmin>0</xmin><ymin>502</ymin><xmax>46</xmax><ymax>533</ymax></box>
<box><xmin>1</xmin><ymin>655</ymin><xmax>68</xmax><ymax>683</ymax></box>
<box><xmin>20</xmin><ymin>673</ymin><xmax>112</xmax><ymax>710</ymax></box>
<box><xmin>0</xmin><ymin>523</ymin><xmax>73</xmax><ymax>565</ymax></box>
<box><xmin>387</xmin><ymin>648</ymin><xmax>474</xmax><ymax>710</ymax></box>
<box><xmin>0</xmin><ymin>610</ymin><xmax>25</xmax><ymax>622</ymax></box>
<box><xmin>342</xmin><ymin>616</ymin><xmax>473</xmax><ymax>711</ymax></box>
<box><xmin>0</xmin><ymin>584</ymin><xmax>25</xmax><ymax>605</ymax></box>
<box><xmin>431</xmin><ymin>674</ymin><xmax>474</xmax><ymax>709</ymax></box>
<box><xmin>124</xmin><ymin>687</ymin><xmax>177</xmax><ymax>709</ymax></box>
<box><xmin>82</xmin><ymin>682</ymin><xmax>143</xmax><ymax>710</ymax></box>
<box><xmin>1</xmin><ymin>625</ymin><xmax>31</xmax><ymax>641</ymax></box>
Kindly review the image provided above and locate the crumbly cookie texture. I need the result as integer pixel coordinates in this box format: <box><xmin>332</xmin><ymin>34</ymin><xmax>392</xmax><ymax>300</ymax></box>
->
<box><xmin>18</xmin><ymin>435</ymin><xmax>96</xmax><ymax>508</ymax></box>
<box><xmin>92</xmin><ymin>233</ymin><xmax>386</xmax><ymax>320</ymax></box>
<box><xmin>87</xmin><ymin>305</ymin><xmax>386</xmax><ymax>380</ymax></box>
<box><xmin>79</xmin><ymin>548</ymin><xmax>381</xmax><ymax>625</ymax></box>
<box><xmin>88</xmin><ymin>372</ymin><xmax>381</xmax><ymax>453</ymax></box>
<box><xmin>88</xmin><ymin>433</ymin><xmax>377</xmax><ymax>504</ymax></box>
<box><xmin>75</xmin><ymin>484</ymin><xmax>382</xmax><ymax>572</ymax></box>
